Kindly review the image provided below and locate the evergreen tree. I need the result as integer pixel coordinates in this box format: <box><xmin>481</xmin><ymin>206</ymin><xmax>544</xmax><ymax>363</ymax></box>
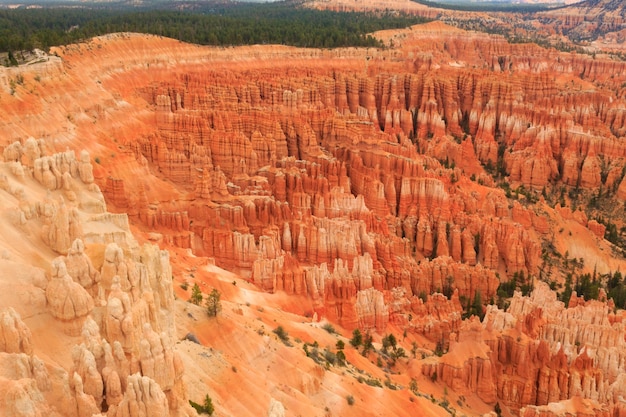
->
<box><xmin>362</xmin><ymin>332</ymin><xmax>374</xmax><ymax>355</ymax></box>
<box><xmin>350</xmin><ymin>329</ymin><xmax>362</xmax><ymax>348</ymax></box>
<box><xmin>189</xmin><ymin>283</ymin><xmax>203</xmax><ymax>305</ymax></box>
<box><xmin>206</xmin><ymin>288</ymin><xmax>222</xmax><ymax>317</ymax></box>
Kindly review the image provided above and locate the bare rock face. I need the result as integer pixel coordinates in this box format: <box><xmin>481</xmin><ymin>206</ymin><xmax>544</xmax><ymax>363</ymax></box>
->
<box><xmin>412</xmin><ymin>257</ymin><xmax>500</xmax><ymax>305</ymax></box>
<box><xmin>423</xmin><ymin>317</ymin><xmax>496</xmax><ymax>404</ymax></box>
<box><xmin>41</xmin><ymin>198</ymin><xmax>83</xmax><ymax>255</ymax></box>
<box><xmin>64</xmin><ymin>239</ymin><xmax>100</xmax><ymax>298</ymax></box>
<box><xmin>421</xmin><ymin>281</ymin><xmax>626</xmax><ymax>414</ymax></box>
<box><xmin>355</xmin><ymin>288</ymin><xmax>388</xmax><ymax>332</ymax></box>
<box><xmin>0</xmin><ymin>377</ymin><xmax>48</xmax><ymax>417</ymax></box>
<box><xmin>481</xmin><ymin>283</ymin><xmax>626</xmax><ymax>412</ymax></box>
<box><xmin>109</xmin><ymin>374</ymin><xmax>169</xmax><ymax>417</ymax></box>
<box><xmin>0</xmin><ymin>141</ymin><xmax>195</xmax><ymax>417</ymax></box>
<box><xmin>101</xmin><ymin>243</ymin><xmax>135</xmax><ymax>295</ymax></box>
<box><xmin>267</xmin><ymin>398</ymin><xmax>285</xmax><ymax>417</ymax></box>
<box><xmin>405</xmin><ymin>290</ymin><xmax>463</xmax><ymax>345</ymax></box>
<box><xmin>587</xmin><ymin>220</ymin><xmax>606</xmax><ymax>239</ymax></box>
<box><xmin>520</xmin><ymin>397</ymin><xmax>611</xmax><ymax>417</ymax></box>
<box><xmin>104</xmin><ymin>277</ymin><xmax>135</xmax><ymax>353</ymax></box>
<box><xmin>138</xmin><ymin>324</ymin><xmax>177</xmax><ymax>391</ymax></box>
<box><xmin>46</xmin><ymin>258</ymin><xmax>94</xmax><ymax>336</ymax></box>
<box><xmin>0</xmin><ymin>353</ymin><xmax>53</xmax><ymax>417</ymax></box>
<box><xmin>70</xmin><ymin>344</ymin><xmax>104</xmax><ymax>408</ymax></box>
<box><xmin>105</xmin><ymin>33</ymin><xmax>585</xmax><ymax>340</ymax></box>
<box><xmin>78</xmin><ymin>151</ymin><xmax>94</xmax><ymax>185</ymax></box>
<box><xmin>0</xmin><ymin>308</ymin><xmax>33</xmax><ymax>355</ymax></box>
<box><xmin>71</xmin><ymin>372</ymin><xmax>101</xmax><ymax>417</ymax></box>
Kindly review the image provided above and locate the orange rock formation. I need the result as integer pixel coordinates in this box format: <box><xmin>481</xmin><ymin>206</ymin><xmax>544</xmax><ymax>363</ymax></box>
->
<box><xmin>1</xmin><ymin>20</ymin><xmax>626</xmax><ymax>417</ymax></box>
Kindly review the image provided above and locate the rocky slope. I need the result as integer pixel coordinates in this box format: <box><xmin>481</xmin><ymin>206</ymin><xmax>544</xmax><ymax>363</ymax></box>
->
<box><xmin>1</xmin><ymin>21</ymin><xmax>626</xmax><ymax>417</ymax></box>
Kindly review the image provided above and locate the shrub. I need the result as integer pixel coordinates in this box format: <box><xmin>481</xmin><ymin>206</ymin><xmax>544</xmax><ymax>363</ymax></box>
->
<box><xmin>336</xmin><ymin>350</ymin><xmax>346</xmax><ymax>366</ymax></box>
<box><xmin>323</xmin><ymin>349</ymin><xmax>337</xmax><ymax>366</ymax></box>
<box><xmin>361</xmin><ymin>333</ymin><xmax>374</xmax><ymax>355</ymax></box>
<box><xmin>350</xmin><ymin>329</ymin><xmax>362</xmax><ymax>348</ymax></box>
<box><xmin>346</xmin><ymin>395</ymin><xmax>355</xmax><ymax>406</ymax></box>
<box><xmin>365</xmin><ymin>378</ymin><xmax>382</xmax><ymax>388</ymax></box>
<box><xmin>322</xmin><ymin>323</ymin><xmax>336</xmax><ymax>334</ymax></box>
<box><xmin>409</xmin><ymin>378</ymin><xmax>418</xmax><ymax>394</ymax></box>
<box><xmin>382</xmin><ymin>333</ymin><xmax>397</xmax><ymax>353</ymax></box>
<box><xmin>390</xmin><ymin>347</ymin><xmax>407</xmax><ymax>363</ymax></box>
<box><xmin>273</xmin><ymin>326</ymin><xmax>290</xmax><ymax>345</ymax></box>
<box><xmin>384</xmin><ymin>378</ymin><xmax>398</xmax><ymax>390</ymax></box>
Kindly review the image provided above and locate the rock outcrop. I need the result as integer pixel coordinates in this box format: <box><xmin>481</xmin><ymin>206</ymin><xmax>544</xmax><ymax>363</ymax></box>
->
<box><xmin>75</xmin><ymin>22</ymin><xmax>626</xmax><ymax>340</ymax></box>
<box><xmin>0</xmin><ymin>145</ymin><xmax>195</xmax><ymax>417</ymax></box>
<box><xmin>0</xmin><ymin>308</ymin><xmax>33</xmax><ymax>355</ymax></box>
<box><xmin>46</xmin><ymin>258</ymin><xmax>95</xmax><ymax>336</ymax></box>
<box><xmin>425</xmin><ymin>283</ymin><xmax>626</xmax><ymax>415</ymax></box>
<box><xmin>4</xmin><ymin>22</ymin><xmax>626</xmax><ymax>417</ymax></box>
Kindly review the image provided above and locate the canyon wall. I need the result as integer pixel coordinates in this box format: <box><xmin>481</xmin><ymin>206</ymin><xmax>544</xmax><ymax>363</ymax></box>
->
<box><xmin>88</xmin><ymin>26</ymin><xmax>626</xmax><ymax>338</ymax></box>
<box><xmin>2</xmin><ymin>25</ymin><xmax>626</xmax><ymax>416</ymax></box>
